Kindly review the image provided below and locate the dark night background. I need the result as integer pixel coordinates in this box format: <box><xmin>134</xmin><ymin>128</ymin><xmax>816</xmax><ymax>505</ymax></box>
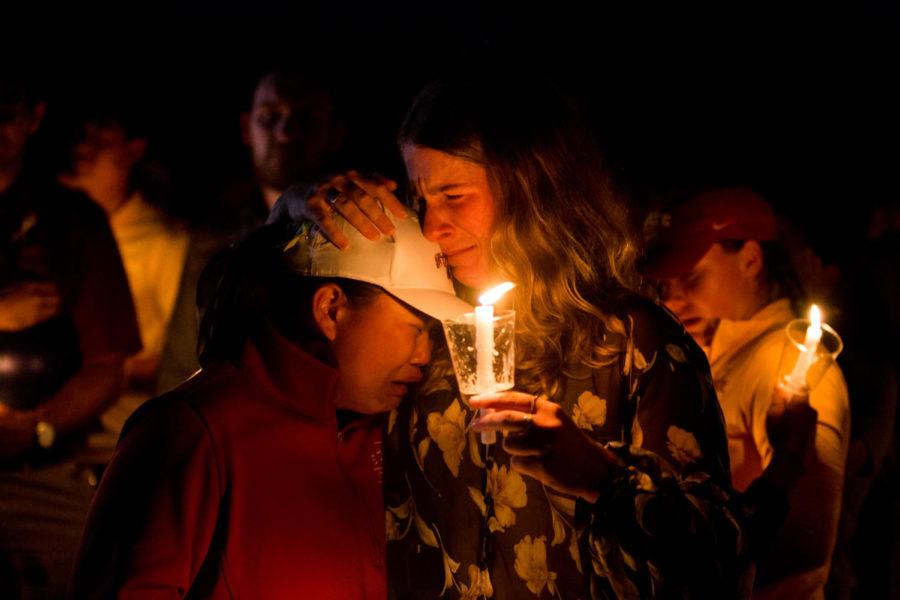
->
<box><xmin>3</xmin><ymin>5</ymin><xmax>900</xmax><ymax>596</ymax></box>
<box><xmin>6</xmin><ymin>2</ymin><xmax>899</xmax><ymax>260</ymax></box>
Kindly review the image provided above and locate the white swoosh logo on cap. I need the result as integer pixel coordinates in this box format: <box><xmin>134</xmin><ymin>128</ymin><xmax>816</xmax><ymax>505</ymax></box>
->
<box><xmin>712</xmin><ymin>220</ymin><xmax>734</xmax><ymax>230</ymax></box>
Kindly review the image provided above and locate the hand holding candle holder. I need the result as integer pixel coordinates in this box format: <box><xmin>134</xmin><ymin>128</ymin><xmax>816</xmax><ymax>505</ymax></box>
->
<box><xmin>443</xmin><ymin>282</ymin><xmax>516</xmax><ymax>445</ymax></box>
<box><xmin>774</xmin><ymin>305</ymin><xmax>843</xmax><ymax>404</ymax></box>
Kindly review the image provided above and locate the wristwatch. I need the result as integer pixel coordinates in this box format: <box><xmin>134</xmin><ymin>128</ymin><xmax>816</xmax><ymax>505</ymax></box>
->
<box><xmin>35</xmin><ymin>420</ymin><xmax>56</xmax><ymax>449</ymax></box>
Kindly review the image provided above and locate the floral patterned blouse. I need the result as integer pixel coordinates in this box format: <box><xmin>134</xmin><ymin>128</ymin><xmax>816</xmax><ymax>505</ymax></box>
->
<box><xmin>384</xmin><ymin>297</ymin><xmax>751</xmax><ymax>599</ymax></box>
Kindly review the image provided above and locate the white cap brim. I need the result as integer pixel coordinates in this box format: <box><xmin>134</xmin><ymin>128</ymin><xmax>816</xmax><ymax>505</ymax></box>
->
<box><xmin>385</xmin><ymin>286</ymin><xmax>473</xmax><ymax>322</ymax></box>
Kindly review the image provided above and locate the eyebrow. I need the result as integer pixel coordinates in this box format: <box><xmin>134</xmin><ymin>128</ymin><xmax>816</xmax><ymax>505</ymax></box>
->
<box><xmin>410</xmin><ymin>180</ymin><xmax>475</xmax><ymax>195</ymax></box>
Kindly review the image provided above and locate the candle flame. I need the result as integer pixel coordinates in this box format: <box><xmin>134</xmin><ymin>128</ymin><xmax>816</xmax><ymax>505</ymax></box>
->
<box><xmin>809</xmin><ymin>304</ymin><xmax>822</xmax><ymax>329</ymax></box>
<box><xmin>479</xmin><ymin>281</ymin><xmax>515</xmax><ymax>306</ymax></box>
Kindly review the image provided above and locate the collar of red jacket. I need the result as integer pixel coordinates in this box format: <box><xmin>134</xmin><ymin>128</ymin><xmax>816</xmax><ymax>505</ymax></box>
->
<box><xmin>240</xmin><ymin>324</ymin><xmax>340</xmax><ymax>425</ymax></box>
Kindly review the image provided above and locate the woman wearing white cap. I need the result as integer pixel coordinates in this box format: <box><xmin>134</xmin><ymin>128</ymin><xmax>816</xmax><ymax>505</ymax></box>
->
<box><xmin>279</xmin><ymin>74</ymin><xmax>754</xmax><ymax>598</ymax></box>
<box><xmin>67</xmin><ymin>210</ymin><xmax>470</xmax><ymax>599</ymax></box>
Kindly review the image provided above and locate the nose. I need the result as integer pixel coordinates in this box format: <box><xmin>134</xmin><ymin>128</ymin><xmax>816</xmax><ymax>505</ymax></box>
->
<box><xmin>411</xmin><ymin>331</ymin><xmax>433</xmax><ymax>367</ymax></box>
<box><xmin>421</xmin><ymin>201</ymin><xmax>453</xmax><ymax>244</ymax></box>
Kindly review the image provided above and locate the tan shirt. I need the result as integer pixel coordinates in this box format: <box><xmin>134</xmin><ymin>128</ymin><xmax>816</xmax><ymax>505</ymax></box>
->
<box><xmin>90</xmin><ymin>194</ymin><xmax>189</xmax><ymax>452</ymax></box>
<box><xmin>108</xmin><ymin>194</ymin><xmax>189</xmax><ymax>367</ymax></box>
<box><xmin>708</xmin><ymin>299</ymin><xmax>850</xmax><ymax>598</ymax></box>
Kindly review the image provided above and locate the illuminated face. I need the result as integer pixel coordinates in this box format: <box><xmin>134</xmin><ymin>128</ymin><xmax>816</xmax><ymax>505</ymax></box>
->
<box><xmin>331</xmin><ymin>292</ymin><xmax>433</xmax><ymax>414</ymax></box>
<box><xmin>243</xmin><ymin>75</ymin><xmax>335</xmax><ymax>191</ymax></box>
<box><xmin>662</xmin><ymin>243</ymin><xmax>749</xmax><ymax>347</ymax></box>
<box><xmin>402</xmin><ymin>144</ymin><xmax>496</xmax><ymax>289</ymax></box>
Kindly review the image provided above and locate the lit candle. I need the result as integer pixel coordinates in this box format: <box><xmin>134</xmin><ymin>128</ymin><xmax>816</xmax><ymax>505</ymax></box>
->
<box><xmin>475</xmin><ymin>304</ymin><xmax>495</xmax><ymax>392</ymax></box>
<box><xmin>786</xmin><ymin>305</ymin><xmax>823</xmax><ymax>391</ymax></box>
<box><xmin>475</xmin><ymin>282</ymin><xmax>515</xmax><ymax>444</ymax></box>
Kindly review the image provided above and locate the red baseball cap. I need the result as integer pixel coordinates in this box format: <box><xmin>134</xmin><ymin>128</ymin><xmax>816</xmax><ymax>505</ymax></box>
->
<box><xmin>642</xmin><ymin>187</ymin><xmax>778</xmax><ymax>280</ymax></box>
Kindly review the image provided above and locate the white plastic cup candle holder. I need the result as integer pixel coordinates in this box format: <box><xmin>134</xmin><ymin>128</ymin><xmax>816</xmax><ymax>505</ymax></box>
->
<box><xmin>775</xmin><ymin>318</ymin><xmax>843</xmax><ymax>401</ymax></box>
<box><xmin>443</xmin><ymin>310</ymin><xmax>516</xmax><ymax>444</ymax></box>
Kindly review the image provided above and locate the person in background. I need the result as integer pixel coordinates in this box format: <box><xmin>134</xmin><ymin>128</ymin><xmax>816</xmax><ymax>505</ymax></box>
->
<box><xmin>58</xmin><ymin>104</ymin><xmax>189</xmax><ymax>456</ymax></box>
<box><xmin>0</xmin><ymin>74</ymin><xmax>140</xmax><ymax>599</ymax></box>
<box><xmin>241</xmin><ymin>69</ymin><xmax>346</xmax><ymax>212</ymax></box>
<box><xmin>644</xmin><ymin>187</ymin><xmax>850</xmax><ymax>599</ymax></box>
<box><xmin>68</xmin><ymin>207</ymin><xmax>470</xmax><ymax>599</ymax></box>
<box><xmin>155</xmin><ymin>68</ymin><xmax>346</xmax><ymax>395</ymax></box>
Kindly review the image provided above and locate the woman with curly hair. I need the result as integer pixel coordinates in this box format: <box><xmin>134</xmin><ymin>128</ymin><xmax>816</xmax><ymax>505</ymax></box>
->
<box><xmin>280</xmin><ymin>73</ymin><xmax>748</xmax><ymax>599</ymax></box>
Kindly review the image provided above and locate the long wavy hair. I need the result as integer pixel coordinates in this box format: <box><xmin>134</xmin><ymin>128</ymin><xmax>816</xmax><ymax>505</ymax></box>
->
<box><xmin>399</xmin><ymin>75</ymin><xmax>642</xmax><ymax>397</ymax></box>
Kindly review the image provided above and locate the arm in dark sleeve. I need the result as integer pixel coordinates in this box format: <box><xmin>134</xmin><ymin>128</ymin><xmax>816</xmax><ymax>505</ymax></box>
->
<box><xmin>68</xmin><ymin>396</ymin><xmax>222</xmax><ymax>599</ymax></box>
<box><xmin>577</xmin><ymin>309</ymin><xmax>749</xmax><ymax>599</ymax></box>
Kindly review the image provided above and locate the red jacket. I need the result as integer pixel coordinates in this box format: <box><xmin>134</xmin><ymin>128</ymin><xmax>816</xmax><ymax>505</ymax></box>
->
<box><xmin>69</xmin><ymin>327</ymin><xmax>386</xmax><ymax>599</ymax></box>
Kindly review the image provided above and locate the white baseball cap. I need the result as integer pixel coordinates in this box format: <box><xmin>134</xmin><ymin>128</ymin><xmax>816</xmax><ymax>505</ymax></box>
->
<box><xmin>284</xmin><ymin>206</ymin><xmax>472</xmax><ymax>321</ymax></box>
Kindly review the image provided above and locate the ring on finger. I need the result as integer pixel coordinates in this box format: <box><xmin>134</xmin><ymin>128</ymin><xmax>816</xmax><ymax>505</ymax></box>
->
<box><xmin>528</xmin><ymin>394</ymin><xmax>538</xmax><ymax>414</ymax></box>
<box><xmin>325</xmin><ymin>188</ymin><xmax>342</xmax><ymax>214</ymax></box>
<box><xmin>522</xmin><ymin>412</ymin><xmax>533</xmax><ymax>426</ymax></box>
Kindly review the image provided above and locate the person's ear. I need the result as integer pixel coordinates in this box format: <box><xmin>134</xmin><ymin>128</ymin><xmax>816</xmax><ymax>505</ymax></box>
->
<box><xmin>311</xmin><ymin>283</ymin><xmax>348</xmax><ymax>341</ymax></box>
<box><xmin>240</xmin><ymin>112</ymin><xmax>251</xmax><ymax>146</ymax></box>
<box><xmin>739</xmin><ymin>240</ymin><xmax>764</xmax><ymax>281</ymax></box>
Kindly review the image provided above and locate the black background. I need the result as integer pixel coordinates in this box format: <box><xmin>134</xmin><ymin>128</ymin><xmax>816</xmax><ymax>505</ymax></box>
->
<box><xmin>6</xmin><ymin>2</ymin><xmax>899</xmax><ymax>259</ymax></box>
